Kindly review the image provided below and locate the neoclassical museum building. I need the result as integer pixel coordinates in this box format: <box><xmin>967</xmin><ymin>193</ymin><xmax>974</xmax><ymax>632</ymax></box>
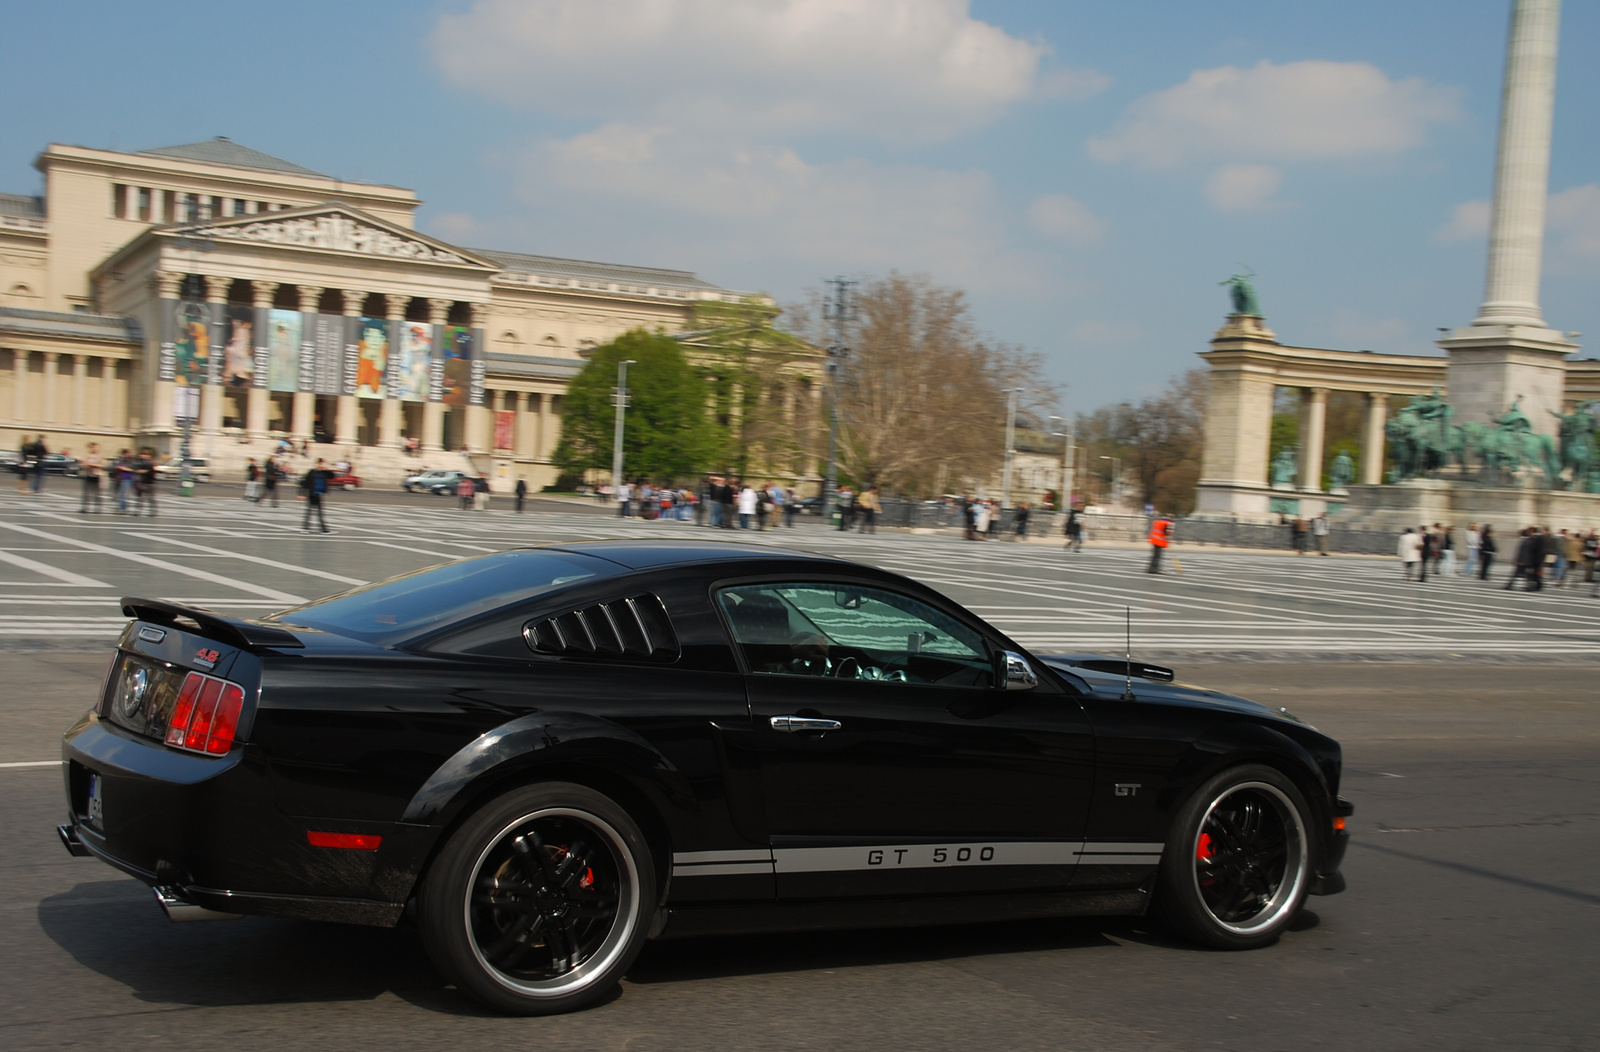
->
<box><xmin>0</xmin><ymin>137</ymin><xmax>741</xmax><ymax>486</ymax></box>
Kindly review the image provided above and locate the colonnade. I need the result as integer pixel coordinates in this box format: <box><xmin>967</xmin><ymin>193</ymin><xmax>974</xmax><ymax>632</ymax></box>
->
<box><xmin>4</xmin><ymin>349</ymin><xmax>130</xmax><ymax>436</ymax></box>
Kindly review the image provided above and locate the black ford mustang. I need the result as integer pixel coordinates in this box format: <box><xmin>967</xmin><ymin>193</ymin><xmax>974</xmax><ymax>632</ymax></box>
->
<box><xmin>59</xmin><ymin>541</ymin><xmax>1350</xmax><ymax>1014</ymax></box>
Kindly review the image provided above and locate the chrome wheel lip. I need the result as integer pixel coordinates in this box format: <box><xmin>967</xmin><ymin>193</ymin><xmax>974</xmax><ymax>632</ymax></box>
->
<box><xmin>1190</xmin><ymin>780</ymin><xmax>1307</xmax><ymax>937</ymax></box>
<box><xmin>463</xmin><ymin>806</ymin><xmax>640</xmax><ymax>999</ymax></box>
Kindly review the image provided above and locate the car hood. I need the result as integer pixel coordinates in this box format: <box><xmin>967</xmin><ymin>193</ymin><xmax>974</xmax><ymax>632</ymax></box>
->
<box><xmin>1038</xmin><ymin>654</ymin><xmax>1310</xmax><ymax>727</ymax></box>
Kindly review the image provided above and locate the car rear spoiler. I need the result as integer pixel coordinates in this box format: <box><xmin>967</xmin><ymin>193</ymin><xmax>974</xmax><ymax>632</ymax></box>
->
<box><xmin>1039</xmin><ymin>653</ymin><xmax>1175</xmax><ymax>683</ymax></box>
<box><xmin>121</xmin><ymin>597</ymin><xmax>305</xmax><ymax>650</ymax></box>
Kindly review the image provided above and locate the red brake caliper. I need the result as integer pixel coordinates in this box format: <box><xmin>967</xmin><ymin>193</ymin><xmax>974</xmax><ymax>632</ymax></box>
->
<box><xmin>1196</xmin><ymin>832</ymin><xmax>1215</xmax><ymax>885</ymax></box>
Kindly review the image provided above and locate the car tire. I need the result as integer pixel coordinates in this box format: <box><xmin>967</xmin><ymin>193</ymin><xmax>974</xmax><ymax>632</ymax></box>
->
<box><xmin>1154</xmin><ymin>763</ymin><xmax>1313</xmax><ymax>950</ymax></box>
<box><xmin>418</xmin><ymin>781</ymin><xmax>655</xmax><ymax>1015</ymax></box>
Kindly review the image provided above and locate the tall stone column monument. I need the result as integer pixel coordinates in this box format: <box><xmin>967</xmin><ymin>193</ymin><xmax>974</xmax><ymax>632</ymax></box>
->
<box><xmin>1438</xmin><ymin>0</ymin><xmax>1578</xmax><ymax>434</ymax></box>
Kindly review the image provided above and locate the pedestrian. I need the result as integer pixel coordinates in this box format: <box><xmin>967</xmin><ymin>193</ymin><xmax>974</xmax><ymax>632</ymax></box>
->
<box><xmin>1440</xmin><ymin>526</ymin><xmax>1457</xmax><ymax>576</ymax></box>
<box><xmin>1551</xmin><ymin>529</ymin><xmax>1572</xmax><ymax>587</ymax></box>
<box><xmin>737</xmin><ymin>481</ymin><xmax>757</xmax><ymax>529</ymax></box>
<box><xmin>14</xmin><ymin>434</ymin><xmax>30</xmax><ymax>494</ymax></box>
<box><xmin>1290</xmin><ymin>517</ymin><xmax>1307</xmax><ymax>555</ymax></box>
<box><xmin>1312</xmin><ymin>513</ymin><xmax>1330</xmax><ymax>555</ymax></box>
<box><xmin>301</xmin><ymin>458</ymin><xmax>332</xmax><ymax>533</ymax></box>
<box><xmin>1064</xmin><ymin>505</ymin><xmax>1083</xmax><ymax>552</ymax></box>
<box><xmin>836</xmin><ymin>487</ymin><xmax>854</xmax><ymax>532</ymax></box>
<box><xmin>1465</xmin><ymin>522</ymin><xmax>1480</xmax><ymax>576</ymax></box>
<box><xmin>1147</xmin><ymin>512</ymin><xmax>1173</xmax><ymax>574</ymax></box>
<box><xmin>1478</xmin><ymin>524</ymin><xmax>1497</xmax><ymax>580</ymax></box>
<box><xmin>474</xmin><ymin>475</ymin><xmax>490</xmax><ymax>511</ymax></box>
<box><xmin>1541</xmin><ymin>525</ymin><xmax>1560</xmax><ymax>588</ymax></box>
<box><xmin>1417</xmin><ymin>526</ymin><xmax>1435</xmax><ymax>582</ymax></box>
<box><xmin>1014</xmin><ymin>502</ymin><xmax>1030</xmax><ymax>540</ymax></box>
<box><xmin>136</xmin><ymin>450</ymin><xmax>157</xmax><ymax>516</ymax></box>
<box><xmin>263</xmin><ymin>455</ymin><xmax>280</xmax><ymax>507</ymax></box>
<box><xmin>78</xmin><ymin>442</ymin><xmax>103</xmax><ymax>513</ymax></box>
<box><xmin>514</xmin><ymin>476</ymin><xmax>527</xmax><ymax>513</ymax></box>
<box><xmin>114</xmin><ymin>449</ymin><xmax>134</xmax><ymax>513</ymax></box>
<box><xmin>1583</xmin><ymin>530</ymin><xmax>1599</xmax><ymax>584</ymax></box>
<box><xmin>859</xmin><ymin>486</ymin><xmax>880</xmax><ymax>534</ymax></box>
<box><xmin>1399</xmin><ymin>528</ymin><xmax>1422</xmax><ymax>580</ymax></box>
<box><xmin>245</xmin><ymin>458</ymin><xmax>261</xmax><ymax>502</ymax></box>
<box><xmin>784</xmin><ymin>486</ymin><xmax>799</xmax><ymax>528</ymax></box>
<box><xmin>718</xmin><ymin>477</ymin><xmax>736</xmax><ymax>529</ymax></box>
<box><xmin>1505</xmin><ymin>527</ymin><xmax>1539</xmax><ymax>591</ymax></box>
<box><xmin>963</xmin><ymin>497</ymin><xmax>978</xmax><ymax>541</ymax></box>
<box><xmin>618</xmin><ymin>480</ymin><xmax>633</xmax><ymax>518</ymax></box>
<box><xmin>30</xmin><ymin>434</ymin><xmax>48</xmax><ymax>494</ymax></box>
<box><xmin>457</xmin><ymin>474</ymin><xmax>474</xmax><ymax>511</ymax></box>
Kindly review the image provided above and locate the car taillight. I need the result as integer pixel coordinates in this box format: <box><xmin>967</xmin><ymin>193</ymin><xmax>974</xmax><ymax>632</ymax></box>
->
<box><xmin>164</xmin><ymin>672</ymin><xmax>245</xmax><ymax>754</ymax></box>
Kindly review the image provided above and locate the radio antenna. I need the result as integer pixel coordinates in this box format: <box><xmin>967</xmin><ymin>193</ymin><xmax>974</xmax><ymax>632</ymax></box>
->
<box><xmin>1123</xmin><ymin>607</ymin><xmax>1135</xmax><ymax>701</ymax></box>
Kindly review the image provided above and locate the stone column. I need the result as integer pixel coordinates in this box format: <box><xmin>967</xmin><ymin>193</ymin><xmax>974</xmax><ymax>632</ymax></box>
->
<box><xmin>152</xmin><ymin>270</ymin><xmax>185</xmax><ymax>434</ymax></box>
<box><xmin>102</xmin><ymin>358</ymin><xmax>120</xmax><ymax>434</ymax></box>
<box><xmin>337</xmin><ymin>291</ymin><xmax>363</xmax><ymax>445</ymax></box>
<box><xmin>541</xmin><ymin>395</ymin><xmax>561</xmax><ymax>464</ymax></box>
<box><xmin>247</xmin><ymin>281</ymin><xmax>278</xmax><ymax>439</ymax></box>
<box><xmin>1194</xmin><ymin>350</ymin><xmax>1276</xmax><ymax>516</ymax></box>
<box><xmin>1475</xmin><ymin>0</ymin><xmax>1562</xmax><ymax>328</ymax></box>
<box><xmin>422</xmin><ymin>298</ymin><xmax>450</xmax><ymax>452</ymax></box>
<box><xmin>378</xmin><ymin>297</ymin><xmax>405</xmax><ymax>449</ymax></box>
<box><xmin>71</xmin><ymin>355</ymin><xmax>88</xmax><ymax>427</ymax></box>
<box><xmin>42</xmin><ymin>353</ymin><xmax>59</xmax><ymax>426</ymax></box>
<box><xmin>1362</xmin><ymin>393</ymin><xmax>1388</xmax><ymax>485</ymax></box>
<box><xmin>200</xmin><ymin>283</ymin><xmax>227</xmax><ymax>438</ymax></box>
<box><xmin>12</xmin><ymin>351</ymin><xmax>28</xmax><ymax>423</ymax></box>
<box><xmin>292</xmin><ymin>286</ymin><xmax>322</xmax><ymax>443</ymax></box>
<box><xmin>527</xmin><ymin>392</ymin><xmax>545</xmax><ymax>460</ymax></box>
<box><xmin>466</xmin><ymin>303</ymin><xmax>490</xmax><ymax>454</ymax></box>
<box><xmin>1298</xmin><ymin>388</ymin><xmax>1328</xmax><ymax>491</ymax></box>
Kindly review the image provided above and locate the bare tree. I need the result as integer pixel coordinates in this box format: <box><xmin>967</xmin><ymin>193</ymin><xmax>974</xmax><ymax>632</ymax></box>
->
<box><xmin>787</xmin><ymin>273</ymin><xmax>1056</xmax><ymax>496</ymax></box>
<box><xmin>1076</xmin><ymin>369</ymin><xmax>1207</xmax><ymax>514</ymax></box>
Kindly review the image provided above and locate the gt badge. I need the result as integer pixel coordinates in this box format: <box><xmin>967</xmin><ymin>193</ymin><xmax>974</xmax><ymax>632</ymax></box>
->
<box><xmin>1114</xmin><ymin>783</ymin><xmax>1141</xmax><ymax>797</ymax></box>
<box><xmin>194</xmin><ymin>648</ymin><xmax>220</xmax><ymax>669</ymax></box>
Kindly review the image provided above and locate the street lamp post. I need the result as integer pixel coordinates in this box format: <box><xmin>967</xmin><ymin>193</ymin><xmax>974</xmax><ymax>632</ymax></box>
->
<box><xmin>822</xmin><ymin>277</ymin><xmax>855</xmax><ymax>518</ymax></box>
<box><xmin>1049</xmin><ymin>414</ymin><xmax>1075</xmax><ymax>511</ymax></box>
<box><xmin>1099</xmin><ymin>454</ymin><xmax>1120</xmax><ymax>508</ymax></box>
<box><xmin>611</xmin><ymin>358</ymin><xmax>635</xmax><ymax>505</ymax></box>
<box><xmin>1000</xmin><ymin>388</ymin><xmax>1022</xmax><ymax>509</ymax></box>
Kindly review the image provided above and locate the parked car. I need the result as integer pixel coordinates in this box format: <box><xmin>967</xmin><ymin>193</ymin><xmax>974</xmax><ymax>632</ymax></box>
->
<box><xmin>153</xmin><ymin>458</ymin><xmax>211</xmax><ymax>483</ymax></box>
<box><xmin>59</xmin><ymin>541</ymin><xmax>1350</xmax><ymax>1016</ymax></box>
<box><xmin>329</xmin><ymin>471</ymin><xmax>360</xmax><ymax>490</ymax></box>
<box><xmin>403</xmin><ymin>469</ymin><xmax>465</xmax><ymax>494</ymax></box>
<box><xmin>13</xmin><ymin>452</ymin><xmax>80</xmax><ymax>477</ymax></box>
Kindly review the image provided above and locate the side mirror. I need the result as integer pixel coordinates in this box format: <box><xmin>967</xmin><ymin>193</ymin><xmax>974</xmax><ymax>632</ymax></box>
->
<box><xmin>999</xmin><ymin>650</ymin><xmax>1037</xmax><ymax>691</ymax></box>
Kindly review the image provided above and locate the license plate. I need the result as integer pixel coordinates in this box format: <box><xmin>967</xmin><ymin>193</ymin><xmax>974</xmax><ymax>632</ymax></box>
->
<box><xmin>87</xmin><ymin>774</ymin><xmax>104</xmax><ymax>828</ymax></box>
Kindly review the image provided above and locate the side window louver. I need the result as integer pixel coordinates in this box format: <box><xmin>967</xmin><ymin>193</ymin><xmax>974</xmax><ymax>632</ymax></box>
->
<box><xmin>523</xmin><ymin>594</ymin><xmax>680</xmax><ymax>662</ymax></box>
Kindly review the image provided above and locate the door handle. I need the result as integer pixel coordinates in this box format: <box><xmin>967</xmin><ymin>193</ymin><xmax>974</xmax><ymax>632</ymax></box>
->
<box><xmin>770</xmin><ymin>716</ymin><xmax>842</xmax><ymax>733</ymax></box>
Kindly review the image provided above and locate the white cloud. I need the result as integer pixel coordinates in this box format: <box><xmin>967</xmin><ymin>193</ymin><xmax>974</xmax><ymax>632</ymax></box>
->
<box><xmin>1027</xmin><ymin>193</ymin><xmax>1108</xmax><ymax>245</ymax></box>
<box><xmin>430</xmin><ymin>0</ymin><xmax>1100</xmax><ymax>142</ymax></box>
<box><xmin>1088</xmin><ymin>60</ymin><xmax>1459</xmax><ymax>170</ymax></box>
<box><xmin>1435</xmin><ymin>198</ymin><xmax>1490</xmax><ymax>243</ymax></box>
<box><xmin>1204</xmin><ymin>164</ymin><xmax>1285</xmax><ymax>213</ymax></box>
<box><xmin>516</xmin><ymin>124</ymin><xmax>1046</xmax><ymax>292</ymax></box>
<box><xmin>427</xmin><ymin>211</ymin><xmax>483</xmax><ymax>243</ymax></box>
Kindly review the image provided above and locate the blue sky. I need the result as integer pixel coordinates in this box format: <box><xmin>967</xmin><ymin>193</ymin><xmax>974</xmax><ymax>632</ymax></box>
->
<box><xmin>4</xmin><ymin>1</ymin><xmax>1596</xmax><ymax>410</ymax></box>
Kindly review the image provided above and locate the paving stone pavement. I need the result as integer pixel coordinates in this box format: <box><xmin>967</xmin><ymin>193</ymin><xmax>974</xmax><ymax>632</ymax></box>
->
<box><xmin>0</xmin><ymin>487</ymin><xmax>1596</xmax><ymax>660</ymax></box>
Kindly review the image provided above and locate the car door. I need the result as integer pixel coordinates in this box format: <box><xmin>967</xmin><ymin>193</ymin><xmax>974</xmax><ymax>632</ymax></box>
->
<box><xmin>716</xmin><ymin>579</ymin><xmax>1095</xmax><ymax>900</ymax></box>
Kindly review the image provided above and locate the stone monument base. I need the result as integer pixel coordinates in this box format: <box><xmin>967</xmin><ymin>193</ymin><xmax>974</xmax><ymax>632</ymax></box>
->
<box><xmin>1336</xmin><ymin>478</ymin><xmax>1600</xmax><ymax>532</ymax></box>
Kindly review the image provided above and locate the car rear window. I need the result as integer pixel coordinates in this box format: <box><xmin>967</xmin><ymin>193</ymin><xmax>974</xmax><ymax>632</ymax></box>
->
<box><xmin>268</xmin><ymin>550</ymin><xmax>614</xmax><ymax>644</ymax></box>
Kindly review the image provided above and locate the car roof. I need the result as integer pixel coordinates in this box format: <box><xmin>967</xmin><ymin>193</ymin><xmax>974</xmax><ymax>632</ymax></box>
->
<box><xmin>538</xmin><ymin>539</ymin><xmax>851</xmax><ymax>571</ymax></box>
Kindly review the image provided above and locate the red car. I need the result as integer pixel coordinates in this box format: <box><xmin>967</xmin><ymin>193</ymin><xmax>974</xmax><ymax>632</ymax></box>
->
<box><xmin>329</xmin><ymin>471</ymin><xmax>360</xmax><ymax>491</ymax></box>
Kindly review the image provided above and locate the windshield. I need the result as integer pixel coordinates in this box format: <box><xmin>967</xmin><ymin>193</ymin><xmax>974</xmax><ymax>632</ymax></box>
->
<box><xmin>268</xmin><ymin>549</ymin><xmax>614</xmax><ymax>644</ymax></box>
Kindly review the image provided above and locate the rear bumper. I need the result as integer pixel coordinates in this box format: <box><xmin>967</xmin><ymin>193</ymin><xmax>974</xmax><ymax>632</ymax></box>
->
<box><xmin>61</xmin><ymin>710</ymin><xmax>418</xmax><ymax>925</ymax></box>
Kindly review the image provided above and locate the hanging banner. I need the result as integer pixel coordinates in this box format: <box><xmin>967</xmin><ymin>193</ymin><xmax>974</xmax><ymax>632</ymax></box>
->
<box><xmin>396</xmin><ymin>321</ymin><xmax>433</xmax><ymax>402</ymax></box>
<box><xmin>354</xmin><ymin>316</ymin><xmax>389</xmax><ymax>399</ymax></box>
<box><xmin>440</xmin><ymin>325</ymin><xmax>472</xmax><ymax>406</ymax></box>
<box><xmin>266</xmin><ymin>309</ymin><xmax>301</xmax><ymax>393</ymax></box>
<box><xmin>494</xmin><ymin>410</ymin><xmax>515</xmax><ymax>451</ymax></box>
<box><xmin>173</xmin><ymin>302</ymin><xmax>210</xmax><ymax>388</ymax></box>
<box><xmin>470</xmin><ymin>327</ymin><xmax>486</xmax><ymax>407</ymax></box>
<box><xmin>157</xmin><ymin>297</ymin><xmax>177</xmax><ymax>382</ymax></box>
<box><xmin>222</xmin><ymin>305</ymin><xmax>255</xmax><ymax>389</ymax></box>
<box><xmin>205</xmin><ymin>303</ymin><xmax>223</xmax><ymax>386</ymax></box>
<box><xmin>312</xmin><ymin>315</ymin><xmax>345</xmax><ymax>396</ymax></box>
<box><xmin>342</xmin><ymin>319</ymin><xmax>358</xmax><ymax>397</ymax></box>
<box><xmin>251</xmin><ymin>306</ymin><xmax>269</xmax><ymax>389</ymax></box>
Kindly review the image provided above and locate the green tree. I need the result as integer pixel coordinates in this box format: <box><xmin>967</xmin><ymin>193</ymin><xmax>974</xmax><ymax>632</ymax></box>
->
<box><xmin>552</xmin><ymin>330</ymin><xmax>718</xmax><ymax>482</ymax></box>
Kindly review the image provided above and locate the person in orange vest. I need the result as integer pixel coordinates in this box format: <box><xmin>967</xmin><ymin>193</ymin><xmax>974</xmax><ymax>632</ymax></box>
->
<box><xmin>1148</xmin><ymin>513</ymin><xmax>1173</xmax><ymax>574</ymax></box>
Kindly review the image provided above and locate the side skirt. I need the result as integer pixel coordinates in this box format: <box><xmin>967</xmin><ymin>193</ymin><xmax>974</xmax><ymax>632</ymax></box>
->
<box><xmin>653</xmin><ymin>887</ymin><xmax>1150</xmax><ymax>941</ymax></box>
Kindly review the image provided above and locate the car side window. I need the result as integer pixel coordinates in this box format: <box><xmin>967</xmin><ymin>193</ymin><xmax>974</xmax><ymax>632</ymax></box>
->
<box><xmin>718</xmin><ymin>583</ymin><xmax>992</xmax><ymax>687</ymax></box>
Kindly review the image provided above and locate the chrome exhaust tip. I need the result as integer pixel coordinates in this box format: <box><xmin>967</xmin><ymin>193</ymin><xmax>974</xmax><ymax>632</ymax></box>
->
<box><xmin>153</xmin><ymin>885</ymin><xmax>242</xmax><ymax>923</ymax></box>
<box><xmin>57</xmin><ymin>824</ymin><xmax>92</xmax><ymax>857</ymax></box>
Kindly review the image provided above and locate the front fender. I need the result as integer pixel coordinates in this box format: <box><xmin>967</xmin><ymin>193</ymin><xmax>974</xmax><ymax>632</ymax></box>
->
<box><xmin>1165</xmin><ymin>720</ymin><xmax>1336</xmax><ymax>829</ymax></box>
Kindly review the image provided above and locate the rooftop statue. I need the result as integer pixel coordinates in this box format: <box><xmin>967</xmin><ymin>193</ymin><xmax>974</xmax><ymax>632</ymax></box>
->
<box><xmin>1220</xmin><ymin>268</ymin><xmax>1262</xmax><ymax>317</ymax></box>
<box><xmin>1329</xmin><ymin>450</ymin><xmax>1354</xmax><ymax>490</ymax></box>
<box><xmin>1551</xmin><ymin>401</ymin><xmax>1598</xmax><ymax>491</ymax></box>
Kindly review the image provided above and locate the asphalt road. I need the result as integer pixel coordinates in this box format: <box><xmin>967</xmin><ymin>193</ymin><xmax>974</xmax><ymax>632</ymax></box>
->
<box><xmin>4</xmin><ymin>658</ymin><xmax>1596</xmax><ymax>1051</ymax></box>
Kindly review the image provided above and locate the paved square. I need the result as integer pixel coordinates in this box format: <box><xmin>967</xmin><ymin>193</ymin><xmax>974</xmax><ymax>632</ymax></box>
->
<box><xmin>0</xmin><ymin>487</ymin><xmax>1594</xmax><ymax>659</ymax></box>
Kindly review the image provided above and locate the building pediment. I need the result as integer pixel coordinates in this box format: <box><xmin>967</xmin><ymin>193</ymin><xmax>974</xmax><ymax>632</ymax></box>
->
<box><xmin>171</xmin><ymin>204</ymin><xmax>497</xmax><ymax>271</ymax></box>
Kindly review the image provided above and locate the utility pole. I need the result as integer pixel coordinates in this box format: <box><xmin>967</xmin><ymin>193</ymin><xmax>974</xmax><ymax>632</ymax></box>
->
<box><xmin>1000</xmin><ymin>387</ymin><xmax>1021</xmax><ymax>508</ymax></box>
<box><xmin>610</xmin><ymin>358</ymin><xmax>635</xmax><ymax>504</ymax></box>
<box><xmin>1050</xmin><ymin>413</ymin><xmax>1075</xmax><ymax>511</ymax></box>
<box><xmin>822</xmin><ymin>277</ymin><xmax>855</xmax><ymax>519</ymax></box>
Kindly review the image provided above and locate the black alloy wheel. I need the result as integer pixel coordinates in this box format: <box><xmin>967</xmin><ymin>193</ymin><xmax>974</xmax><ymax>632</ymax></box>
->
<box><xmin>1156</xmin><ymin>764</ymin><xmax>1312</xmax><ymax>949</ymax></box>
<box><xmin>419</xmin><ymin>782</ymin><xmax>654</xmax><ymax>1015</ymax></box>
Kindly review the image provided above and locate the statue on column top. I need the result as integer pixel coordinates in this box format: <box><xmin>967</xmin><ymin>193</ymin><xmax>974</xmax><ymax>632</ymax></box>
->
<box><xmin>1220</xmin><ymin>267</ymin><xmax>1262</xmax><ymax>317</ymax></box>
